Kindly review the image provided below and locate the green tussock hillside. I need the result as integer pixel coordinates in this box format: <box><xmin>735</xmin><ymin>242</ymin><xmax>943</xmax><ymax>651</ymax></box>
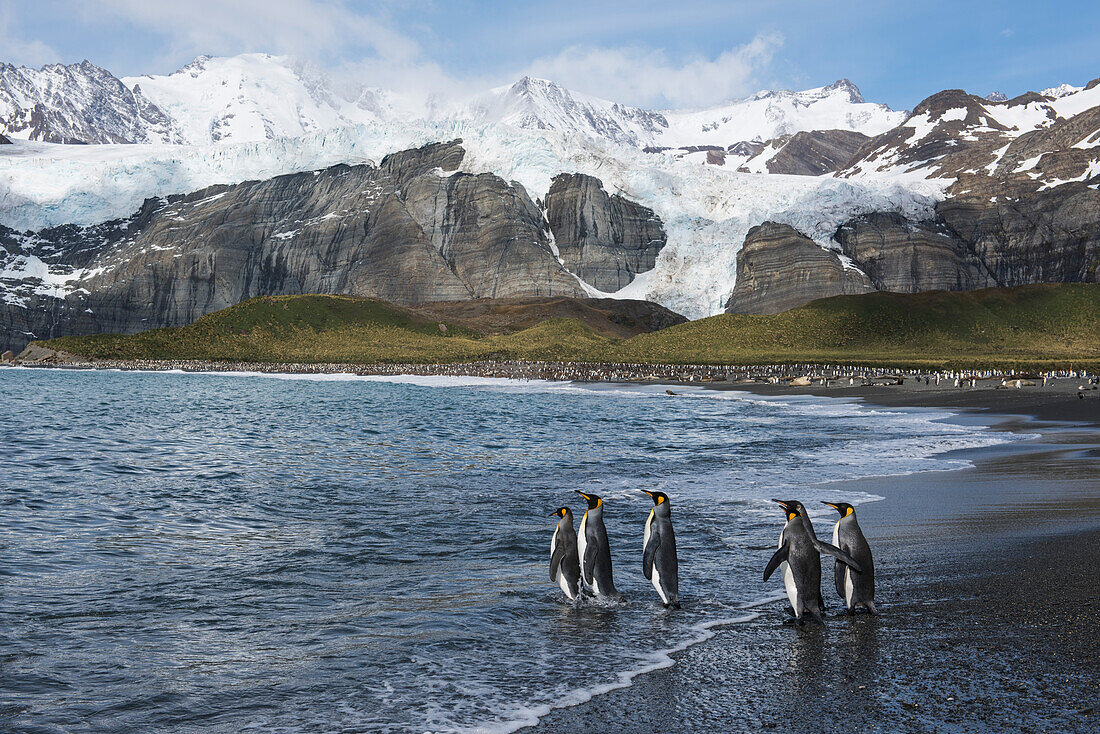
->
<box><xmin>37</xmin><ymin>285</ymin><xmax>1100</xmax><ymax>370</ymax></box>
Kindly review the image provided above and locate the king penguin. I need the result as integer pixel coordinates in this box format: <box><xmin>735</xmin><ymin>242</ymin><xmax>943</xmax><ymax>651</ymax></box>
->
<box><xmin>822</xmin><ymin>501</ymin><xmax>877</xmax><ymax>614</ymax></box>
<box><xmin>763</xmin><ymin>499</ymin><xmax>862</xmax><ymax>624</ymax></box>
<box><xmin>575</xmin><ymin>491</ymin><xmax>624</xmax><ymax>601</ymax></box>
<box><xmin>549</xmin><ymin>508</ymin><xmax>582</xmax><ymax>601</ymax></box>
<box><xmin>641</xmin><ymin>490</ymin><xmax>680</xmax><ymax>609</ymax></box>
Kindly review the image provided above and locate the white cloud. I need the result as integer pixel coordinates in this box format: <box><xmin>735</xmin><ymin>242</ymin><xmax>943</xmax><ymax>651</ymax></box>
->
<box><xmin>12</xmin><ymin>1</ymin><xmax>782</xmax><ymax>112</ymax></box>
<box><xmin>87</xmin><ymin>0</ymin><xmax>419</xmax><ymax>68</ymax></box>
<box><xmin>522</xmin><ymin>34</ymin><xmax>783</xmax><ymax>108</ymax></box>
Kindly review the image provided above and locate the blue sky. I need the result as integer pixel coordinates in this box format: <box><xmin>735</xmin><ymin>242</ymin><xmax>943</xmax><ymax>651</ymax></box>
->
<box><xmin>2</xmin><ymin>0</ymin><xmax>1098</xmax><ymax>110</ymax></box>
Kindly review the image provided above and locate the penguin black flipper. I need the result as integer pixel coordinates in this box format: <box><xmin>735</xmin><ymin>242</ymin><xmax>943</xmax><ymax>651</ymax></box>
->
<box><xmin>814</xmin><ymin>539</ymin><xmax>862</xmax><ymax>574</ymax></box>
<box><xmin>763</xmin><ymin>544</ymin><xmax>789</xmax><ymax>581</ymax></box>
<box><xmin>582</xmin><ymin>538</ymin><xmax>597</xmax><ymax>586</ymax></box>
<box><xmin>833</xmin><ymin>559</ymin><xmax>845</xmax><ymax>600</ymax></box>
<box><xmin>642</xmin><ymin>531</ymin><xmax>660</xmax><ymax>580</ymax></box>
<box><xmin>550</xmin><ymin>543</ymin><xmax>564</xmax><ymax>583</ymax></box>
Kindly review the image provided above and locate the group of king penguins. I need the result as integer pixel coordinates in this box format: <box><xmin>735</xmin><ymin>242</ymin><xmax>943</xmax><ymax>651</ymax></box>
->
<box><xmin>549</xmin><ymin>491</ymin><xmax>877</xmax><ymax>623</ymax></box>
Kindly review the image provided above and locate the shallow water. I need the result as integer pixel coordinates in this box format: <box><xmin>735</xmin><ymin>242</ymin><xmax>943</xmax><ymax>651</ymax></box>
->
<box><xmin>0</xmin><ymin>368</ymin><xmax>1018</xmax><ymax>733</ymax></box>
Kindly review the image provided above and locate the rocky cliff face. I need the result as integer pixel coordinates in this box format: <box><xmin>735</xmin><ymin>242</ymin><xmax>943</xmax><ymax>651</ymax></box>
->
<box><xmin>543</xmin><ymin>173</ymin><xmax>666</xmax><ymax>291</ymax></box>
<box><xmin>726</xmin><ymin>85</ymin><xmax>1100</xmax><ymax>314</ymax></box>
<box><xmin>760</xmin><ymin>129</ymin><xmax>870</xmax><ymax>175</ymax></box>
<box><xmin>725</xmin><ymin>223</ymin><xmax>874</xmax><ymax>314</ymax></box>
<box><xmin>833</xmin><ymin>212</ymin><xmax>995</xmax><ymax>292</ymax></box>
<box><xmin>0</xmin><ymin>141</ymin><xmax>670</xmax><ymax>351</ymax></box>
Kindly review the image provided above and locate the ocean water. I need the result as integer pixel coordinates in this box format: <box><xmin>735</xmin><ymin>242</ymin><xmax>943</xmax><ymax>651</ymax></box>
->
<box><xmin>0</xmin><ymin>368</ymin><xmax>1017</xmax><ymax>733</ymax></box>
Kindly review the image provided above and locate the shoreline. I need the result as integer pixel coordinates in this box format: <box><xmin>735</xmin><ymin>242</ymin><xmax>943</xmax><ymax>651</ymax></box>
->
<box><xmin>7</xmin><ymin>356</ymin><xmax>1099</xmax><ymax>427</ymax></box>
<box><xmin>524</xmin><ymin>387</ymin><xmax>1100</xmax><ymax>732</ymax></box>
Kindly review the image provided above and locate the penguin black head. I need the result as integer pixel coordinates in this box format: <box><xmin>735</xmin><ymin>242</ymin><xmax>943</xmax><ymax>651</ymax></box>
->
<box><xmin>822</xmin><ymin>501</ymin><xmax>855</xmax><ymax>517</ymax></box>
<box><xmin>641</xmin><ymin>490</ymin><xmax>670</xmax><ymax>506</ymax></box>
<box><xmin>574</xmin><ymin>490</ymin><xmax>603</xmax><ymax>509</ymax></box>
<box><xmin>771</xmin><ymin>498</ymin><xmax>803</xmax><ymax>523</ymax></box>
<box><xmin>550</xmin><ymin>507</ymin><xmax>573</xmax><ymax>519</ymax></box>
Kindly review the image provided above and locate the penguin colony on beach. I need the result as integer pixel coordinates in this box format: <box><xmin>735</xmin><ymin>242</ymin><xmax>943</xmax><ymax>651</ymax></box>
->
<box><xmin>548</xmin><ymin>492</ymin><xmax>875</xmax><ymax>622</ymax></box>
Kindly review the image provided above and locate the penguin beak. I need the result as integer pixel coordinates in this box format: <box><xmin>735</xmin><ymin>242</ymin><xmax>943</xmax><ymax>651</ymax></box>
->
<box><xmin>771</xmin><ymin>498</ymin><xmax>792</xmax><ymax>511</ymax></box>
<box><xmin>822</xmin><ymin>501</ymin><xmax>840</xmax><ymax>510</ymax></box>
<box><xmin>641</xmin><ymin>490</ymin><xmax>655</xmax><ymax>500</ymax></box>
<box><xmin>575</xmin><ymin>491</ymin><xmax>589</xmax><ymax>501</ymax></box>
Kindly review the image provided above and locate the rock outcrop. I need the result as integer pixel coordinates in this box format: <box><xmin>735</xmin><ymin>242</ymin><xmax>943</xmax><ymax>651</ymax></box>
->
<box><xmin>543</xmin><ymin>173</ymin><xmax>666</xmax><ymax>292</ymax></box>
<box><xmin>834</xmin><ymin>212</ymin><xmax>995</xmax><ymax>292</ymax></box>
<box><xmin>0</xmin><ymin>141</ymin><xmax>668</xmax><ymax>352</ymax></box>
<box><xmin>725</xmin><ymin>223</ymin><xmax>874</xmax><ymax>314</ymax></box>
<box><xmin>761</xmin><ymin>129</ymin><xmax>870</xmax><ymax>175</ymax></box>
<box><xmin>0</xmin><ymin>133</ymin><xmax>10</xmax><ymax>144</ymax></box>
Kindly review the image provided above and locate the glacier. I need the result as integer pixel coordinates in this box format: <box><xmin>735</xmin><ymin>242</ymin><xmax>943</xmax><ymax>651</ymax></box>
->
<box><xmin>0</xmin><ymin>120</ymin><xmax>945</xmax><ymax>319</ymax></box>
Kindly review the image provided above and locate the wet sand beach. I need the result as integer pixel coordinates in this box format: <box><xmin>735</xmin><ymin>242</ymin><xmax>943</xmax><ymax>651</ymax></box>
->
<box><xmin>528</xmin><ymin>395</ymin><xmax>1100</xmax><ymax>733</ymax></box>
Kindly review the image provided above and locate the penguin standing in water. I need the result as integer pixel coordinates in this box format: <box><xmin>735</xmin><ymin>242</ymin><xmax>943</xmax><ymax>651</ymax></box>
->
<box><xmin>575</xmin><ymin>491</ymin><xmax>625</xmax><ymax>601</ymax></box>
<box><xmin>549</xmin><ymin>508</ymin><xmax>582</xmax><ymax>601</ymax></box>
<box><xmin>822</xmin><ymin>501</ymin><xmax>877</xmax><ymax>615</ymax></box>
<box><xmin>641</xmin><ymin>491</ymin><xmax>680</xmax><ymax>609</ymax></box>
<box><xmin>763</xmin><ymin>499</ymin><xmax>862</xmax><ymax>624</ymax></box>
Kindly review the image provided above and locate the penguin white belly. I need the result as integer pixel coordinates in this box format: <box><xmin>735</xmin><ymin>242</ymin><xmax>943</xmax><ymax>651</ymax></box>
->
<box><xmin>652</xmin><ymin>562</ymin><xmax>667</xmax><ymax>604</ymax></box>
<box><xmin>578</xmin><ymin>513</ymin><xmax>598</xmax><ymax>594</ymax></box>
<box><xmin>644</xmin><ymin>511</ymin><xmax>667</xmax><ymax>603</ymax></box>
<box><xmin>779</xmin><ymin>527</ymin><xmax>799</xmax><ymax>613</ymax></box>
<box><xmin>782</xmin><ymin>562</ymin><xmax>799</xmax><ymax>612</ymax></box>
<box><xmin>550</xmin><ymin>528</ymin><xmax>559</xmax><ymax>582</ymax></box>
<box><xmin>559</xmin><ymin>570</ymin><xmax>576</xmax><ymax>599</ymax></box>
<box><xmin>833</xmin><ymin>523</ymin><xmax>854</xmax><ymax>608</ymax></box>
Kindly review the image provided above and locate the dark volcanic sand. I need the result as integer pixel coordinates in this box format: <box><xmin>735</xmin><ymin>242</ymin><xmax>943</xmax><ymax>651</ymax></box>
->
<box><xmin>527</xmin><ymin>396</ymin><xmax>1100</xmax><ymax>733</ymax></box>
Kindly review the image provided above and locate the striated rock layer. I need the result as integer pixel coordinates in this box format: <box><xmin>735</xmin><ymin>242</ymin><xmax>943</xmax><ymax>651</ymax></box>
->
<box><xmin>543</xmin><ymin>173</ymin><xmax>666</xmax><ymax>292</ymax></box>
<box><xmin>761</xmin><ymin>129</ymin><xmax>870</xmax><ymax>175</ymax></box>
<box><xmin>0</xmin><ymin>141</ymin><xmax>668</xmax><ymax>352</ymax></box>
<box><xmin>725</xmin><ymin>223</ymin><xmax>874</xmax><ymax>314</ymax></box>
<box><xmin>834</xmin><ymin>212</ymin><xmax>995</xmax><ymax>293</ymax></box>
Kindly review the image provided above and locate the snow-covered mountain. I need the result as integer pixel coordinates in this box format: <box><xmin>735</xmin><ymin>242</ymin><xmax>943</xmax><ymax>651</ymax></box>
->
<box><xmin>843</xmin><ymin>81</ymin><xmax>1100</xmax><ymax>183</ymax></box>
<box><xmin>121</xmin><ymin>53</ymin><xmax>393</xmax><ymax>145</ymax></box>
<box><xmin>0</xmin><ymin>60</ymin><xmax>183</xmax><ymax>144</ymax></box>
<box><xmin>453</xmin><ymin>76</ymin><xmax>670</xmax><ymax>147</ymax></box>
<box><xmin>1</xmin><ymin>54</ymin><xmax>908</xmax><ymax>151</ymax></box>
<box><xmin>451</xmin><ymin>75</ymin><xmax>905</xmax><ymax>151</ymax></box>
<box><xmin>657</xmin><ymin>79</ymin><xmax>906</xmax><ymax>148</ymax></box>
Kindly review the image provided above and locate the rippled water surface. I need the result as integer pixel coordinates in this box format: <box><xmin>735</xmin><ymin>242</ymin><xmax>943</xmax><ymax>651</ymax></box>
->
<box><xmin>0</xmin><ymin>368</ymin><xmax>1014</xmax><ymax>732</ymax></box>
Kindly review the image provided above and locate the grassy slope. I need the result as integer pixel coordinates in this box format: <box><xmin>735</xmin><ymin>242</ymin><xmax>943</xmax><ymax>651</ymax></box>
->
<box><xmin>39</xmin><ymin>285</ymin><xmax>1100</xmax><ymax>370</ymax></box>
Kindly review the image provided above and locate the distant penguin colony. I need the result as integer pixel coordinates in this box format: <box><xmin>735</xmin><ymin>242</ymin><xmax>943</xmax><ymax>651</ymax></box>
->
<box><xmin>545</xmin><ymin>491</ymin><xmax>878</xmax><ymax>623</ymax></box>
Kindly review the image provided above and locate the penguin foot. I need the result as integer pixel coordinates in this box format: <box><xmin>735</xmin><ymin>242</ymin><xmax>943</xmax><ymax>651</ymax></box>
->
<box><xmin>863</xmin><ymin>601</ymin><xmax>879</xmax><ymax>616</ymax></box>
